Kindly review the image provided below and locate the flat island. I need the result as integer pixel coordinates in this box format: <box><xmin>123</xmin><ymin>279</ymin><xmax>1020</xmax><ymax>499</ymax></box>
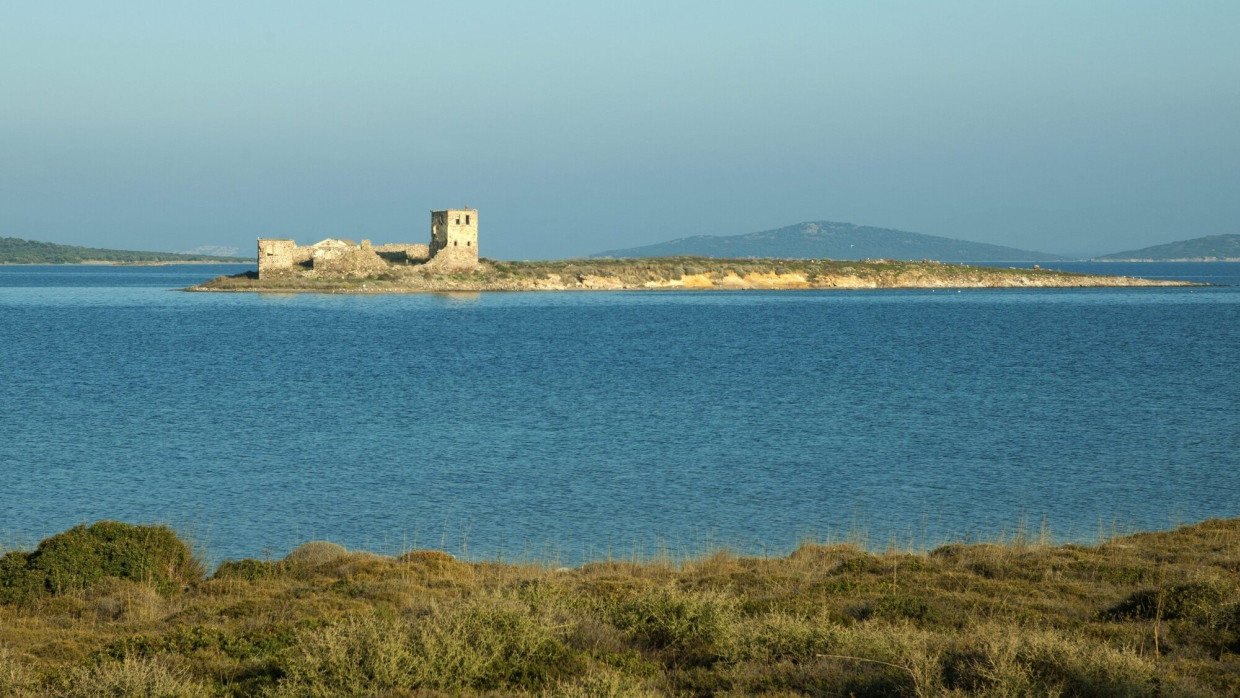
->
<box><xmin>189</xmin><ymin>256</ymin><xmax>1196</xmax><ymax>293</ymax></box>
<box><xmin>188</xmin><ymin>210</ymin><xmax>1197</xmax><ymax>293</ymax></box>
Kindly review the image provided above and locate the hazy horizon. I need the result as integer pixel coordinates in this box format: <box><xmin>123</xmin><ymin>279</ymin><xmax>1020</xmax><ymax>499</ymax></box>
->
<box><xmin>3</xmin><ymin>2</ymin><xmax>1237</xmax><ymax>261</ymax></box>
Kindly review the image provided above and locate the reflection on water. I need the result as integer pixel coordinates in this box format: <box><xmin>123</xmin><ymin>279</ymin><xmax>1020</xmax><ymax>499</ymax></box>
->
<box><xmin>433</xmin><ymin>291</ymin><xmax>483</xmax><ymax>304</ymax></box>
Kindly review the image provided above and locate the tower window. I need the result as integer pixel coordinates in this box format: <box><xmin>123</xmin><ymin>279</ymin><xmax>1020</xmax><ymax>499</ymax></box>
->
<box><xmin>454</xmin><ymin>241</ymin><xmax>458</xmax><ymax>246</ymax></box>
<box><xmin>455</xmin><ymin>217</ymin><xmax>460</xmax><ymax>224</ymax></box>
<box><xmin>466</xmin><ymin>241</ymin><xmax>471</xmax><ymax>246</ymax></box>
<box><xmin>465</xmin><ymin>215</ymin><xmax>470</xmax><ymax>224</ymax></box>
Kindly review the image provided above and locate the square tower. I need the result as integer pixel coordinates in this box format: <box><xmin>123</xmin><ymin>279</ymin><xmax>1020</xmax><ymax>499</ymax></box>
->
<box><xmin>257</xmin><ymin>238</ymin><xmax>296</xmax><ymax>278</ymax></box>
<box><xmin>429</xmin><ymin>208</ymin><xmax>478</xmax><ymax>266</ymax></box>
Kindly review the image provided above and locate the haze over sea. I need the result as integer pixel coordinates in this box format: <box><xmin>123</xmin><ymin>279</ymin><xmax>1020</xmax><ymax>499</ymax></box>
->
<box><xmin>2</xmin><ymin>263</ymin><xmax>1238</xmax><ymax>565</ymax></box>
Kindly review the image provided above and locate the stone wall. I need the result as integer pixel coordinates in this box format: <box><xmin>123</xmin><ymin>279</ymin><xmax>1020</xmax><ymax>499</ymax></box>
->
<box><xmin>257</xmin><ymin>239</ymin><xmax>296</xmax><ymax>278</ymax></box>
<box><xmin>257</xmin><ymin>207</ymin><xmax>479</xmax><ymax>275</ymax></box>
<box><xmin>373</xmin><ymin>243</ymin><xmax>431</xmax><ymax>263</ymax></box>
<box><xmin>312</xmin><ymin>240</ymin><xmax>390</xmax><ymax>276</ymax></box>
<box><xmin>291</xmin><ymin>247</ymin><xmax>315</xmax><ymax>264</ymax></box>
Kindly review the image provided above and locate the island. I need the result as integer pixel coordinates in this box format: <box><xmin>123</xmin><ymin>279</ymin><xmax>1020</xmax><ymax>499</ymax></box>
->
<box><xmin>0</xmin><ymin>236</ymin><xmax>247</xmax><ymax>264</ymax></box>
<box><xmin>188</xmin><ymin>208</ymin><xmax>1197</xmax><ymax>293</ymax></box>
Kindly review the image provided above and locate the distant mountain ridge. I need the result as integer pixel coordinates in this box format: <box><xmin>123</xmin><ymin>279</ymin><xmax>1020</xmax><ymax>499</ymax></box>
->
<box><xmin>181</xmin><ymin>244</ymin><xmax>241</xmax><ymax>258</ymax></box>
<box><xmin>1095</xmin><ymin>234</ymin><xmax>1240</xmax><ymax>261</ymax></box>
<box><xmin>592</xmin><ymin>221</ymin><xmax>1068</xmax><ymax>262</ymax></box>
<box><xmin>0</xmin><ymin>237</ymin><xmax>248</xmax><ymax>264</ymax></box>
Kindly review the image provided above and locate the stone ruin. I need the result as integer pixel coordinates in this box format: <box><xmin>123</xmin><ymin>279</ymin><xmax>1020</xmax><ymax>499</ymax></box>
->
<box><xmin>256</xmin><ymin>208</ymin><xmax>478</xmax><ymax>279</ymax></box>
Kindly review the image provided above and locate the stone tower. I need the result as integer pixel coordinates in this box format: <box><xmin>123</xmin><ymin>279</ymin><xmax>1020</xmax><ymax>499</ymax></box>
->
<box><xmin>257</xmin><ymin>238</ymin><xmax>296</xmax><ymax>278</ymax></box>
<box><xmin>429</xmin><ymin>208</ymin><xmax>478</xmax><ymax>268</ymax></box>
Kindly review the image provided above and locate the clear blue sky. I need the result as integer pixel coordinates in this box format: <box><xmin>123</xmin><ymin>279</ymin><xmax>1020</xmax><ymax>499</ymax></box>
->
<box><xmin>2</xmin><ymin>1</ymin><xmax>1237</xmax><ymax>259</ymax></box>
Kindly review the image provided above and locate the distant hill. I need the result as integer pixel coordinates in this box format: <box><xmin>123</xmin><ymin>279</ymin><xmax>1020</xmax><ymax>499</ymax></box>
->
<box><xmin>0</xmin><ymin>237</ymin><xmax>248</xmax><ymax>264</ymax></box>
<box><xmin>180</xmin><ymin>244</ymin><xmax>242</xmax><ymax>258</ymax></box>
<box><xmin>592</xmin><ymin>221</ymin><xmax>1067</xmax><ymax>262</ymax></box>
<box><xmin>1095</xmin><ymin>234</ymin><xmax>1240</xmax><ymax>261</ymax></box>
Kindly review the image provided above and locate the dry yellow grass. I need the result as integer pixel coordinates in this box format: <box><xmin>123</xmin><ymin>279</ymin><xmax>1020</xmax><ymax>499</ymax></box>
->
<box><xmin>1</xmin><ymin>518</ymin><xmax>1238</xmax><ymax>695</ymax></box>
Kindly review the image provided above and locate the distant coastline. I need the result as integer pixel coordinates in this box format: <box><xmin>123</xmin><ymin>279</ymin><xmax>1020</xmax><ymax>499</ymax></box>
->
<box><xmin>1093</xmin><ymin>257</ymin><xmax>1240</xmax><ymax>263</ymax></box>
<box><xmin>1</xmin><ymin>260</ymin><xmax>252</xmax><ymax>266</ymax></box>
<box><xmin>1093</xmin><ymin>233</ymin><xmax>1240</xmax><ymax>262</ymax></box>
<box><xmin>0</xmin><ymin>236</ymin><xmax>248</xmax><ymax>265</ymax></box>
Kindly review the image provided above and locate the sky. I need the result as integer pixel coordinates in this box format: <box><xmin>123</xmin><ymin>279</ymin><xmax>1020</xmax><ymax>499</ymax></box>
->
<box><xmin>2</xmin><ymin>1</ymin><xmax>1237</xmax><ymax>260</ymax></box>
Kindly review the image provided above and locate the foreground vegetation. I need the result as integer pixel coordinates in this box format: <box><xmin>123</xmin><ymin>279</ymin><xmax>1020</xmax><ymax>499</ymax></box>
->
<box><xmin>191</xmin><ymin>256</ymin><xmax>1193</xmax><ymax>293</ymax></box>
<box><xmin>2</xmin><ymin>519</ymin><xmax>1238</xmax><ymax>696</ymax></box>
<box><xmin>0</xmin><ymin>237</ymin><xmax>246</xmax><ymax>264</ymax></box>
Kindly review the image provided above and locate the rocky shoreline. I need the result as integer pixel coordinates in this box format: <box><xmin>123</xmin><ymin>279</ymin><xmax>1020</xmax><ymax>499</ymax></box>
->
<box><xmin>187</xmin><ymin>257</ymin><xmax>1198</xmax><ymax>294</ymax></box>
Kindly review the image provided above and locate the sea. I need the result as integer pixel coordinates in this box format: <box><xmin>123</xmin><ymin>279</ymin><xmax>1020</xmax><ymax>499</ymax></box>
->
<box><xmin>1</xmin><ymin>261</ymin><xmax>1238</xmax><ymax>565</ymax></box>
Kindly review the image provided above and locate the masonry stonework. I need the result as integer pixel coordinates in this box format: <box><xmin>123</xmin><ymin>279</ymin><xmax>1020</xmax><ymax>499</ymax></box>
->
<box><xmin>257</xmin><ymin>239</ymin><xmax>296</xmax><ymax>278</ymax></box>
<box><xmin>256</xmin><ymin>208</ymin><xmax>479</xmax><ymax>279</ymax></box>
<box><xmin>373</xmin><ymin>243</ymin><xmax>431</xmax><ymax>261</ymax></box>
<box><xmin>429</xmin><ymin>209</ymin><xmax>479</xmax><ymax>270</ymax></box>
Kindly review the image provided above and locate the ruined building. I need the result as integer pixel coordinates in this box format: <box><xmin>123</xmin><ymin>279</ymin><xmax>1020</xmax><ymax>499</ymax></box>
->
<box><xmin>257</xmin><ymin>208</ymin><xmax>478</xmax><ymax>279</ymax></box>
<box><xmin>430</xmin><ymin>209</ymin><xmax>478</xmax><ymax>267</ymax></box>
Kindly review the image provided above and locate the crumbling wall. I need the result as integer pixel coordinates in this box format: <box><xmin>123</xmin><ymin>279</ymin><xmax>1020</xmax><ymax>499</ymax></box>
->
<box><xmin>257</xmin><ymin>239</ymin><xmax>296</xmax><ymax>278</ymax></box>
<box><xmin>425</xmin><ymin>245</ymin><xmax>478</xmax><ymax>271</ymax></box>
<box><xmin>255</xmin><ymin>208</ymin><xmax>480</xmax><ymax>276</ymax></box>
<box><xmin>312</xmin><ymin>240</ymin><xmax>389</xmax><ymax>276</ymax></box>
<box><xmin>374</xmin><ymin>243</ymin><xmax>430</xmax><ymax>263</ymax></box>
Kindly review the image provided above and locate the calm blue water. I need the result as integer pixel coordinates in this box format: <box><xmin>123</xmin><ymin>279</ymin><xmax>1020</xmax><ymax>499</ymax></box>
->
<box><xmin>1</xmin><ymin>262</ymin><xmax>1238</xmax><ymax>564</ymax></box>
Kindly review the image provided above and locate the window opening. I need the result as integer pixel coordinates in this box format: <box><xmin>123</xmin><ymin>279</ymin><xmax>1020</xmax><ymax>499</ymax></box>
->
<box><xmin>466</xmin><ymin>215</ymin><xmax>470</xmax><ymax>225</ymax></box>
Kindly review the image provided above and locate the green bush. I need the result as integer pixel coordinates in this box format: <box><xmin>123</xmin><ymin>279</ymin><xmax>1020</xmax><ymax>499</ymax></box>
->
<box><xmin>0</xmin><ymin>521</ymin><xmax>202</xmax><ymax>604</ymax></box>
<box><xmin>862</xmin><ymin>594</ymin><xmax>938</xmax><ymax>623</ymax></box>
<box><xmin>940</xmin><ymin>624</ymin><xmax>1159</xmax><ymax>697</ymax></box>
<box><xmin>415</xmin><ymin>601</ymin><xmax>578</xmax><ymax>690</ymax></box>
<box><xmin>1104</xmin><ymin>579</ymin><xmax>1235</xmax><ymax>622</ymax></box>
<box><xmin>610</xmin><ymin>587</ymin><xmax>738</xmax><ymax>665</ymax></box>
<box><xmin>275</xmin><ymin>600</ymin><xmax>579</xmax><ymax>694</ymax></box>
<box><xmin>729</xmin><ymin>612</ymin><xmax>831</xmax><ymax>662</ymax></box>
<box><xmin>51</xmin><ymin>655</ymin><xmax>210</xmax><ymax>698</ymax></box>
<box><xmin>0</xmin><ymin>551</ymin><xmax>42</xmax><ymax>604</ymax></box>
<box><xmin>212</xmin><ymin>558</ymin><xmax>279</xmax><ymax>581</ymax></box>
<box><xmin>283</xmin><ymin>541</ymin><xmax>348</xmax><ymax>567</ymax></box>
<box><xmin>0</xmin><ymin>645</ymin><xmax>38</xmax><ymax>696</ymax></box>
